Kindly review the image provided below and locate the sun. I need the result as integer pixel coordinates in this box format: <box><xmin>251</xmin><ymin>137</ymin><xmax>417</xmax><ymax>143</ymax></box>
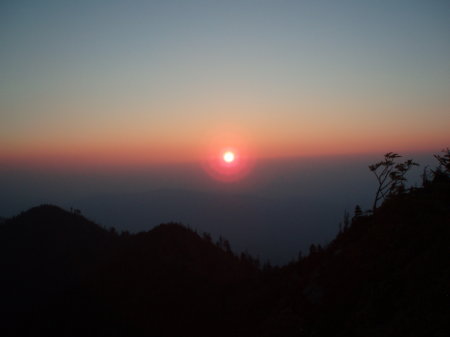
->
<box><xmin>203</xmin><ymin>145</ymin><xmax>253</xmax><ymax>182</ymax></box>
<box><xmin>223</xmin><ymin>151</ymin><xmax>235</xmax><ymax>163</ymax></box>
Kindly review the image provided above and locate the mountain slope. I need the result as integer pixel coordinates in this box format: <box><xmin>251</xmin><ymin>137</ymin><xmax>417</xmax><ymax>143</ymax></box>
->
<box><xmin>0</xmin><ymin>205</ymin><xmax>259</xmax><ymax>337</ymax></box>
<box><xmin>266</xmin><ymin>176</ymin><xmax>450</xmax><ymax>337</ymax></box>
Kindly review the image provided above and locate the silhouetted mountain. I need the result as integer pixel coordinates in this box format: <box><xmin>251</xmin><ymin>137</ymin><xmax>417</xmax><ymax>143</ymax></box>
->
<box><xmin>1</xmin><ymin>174</ymin><xmax>449</xmax><ymax>336</ymax></box>
<box><xmin>0</xmin><ymin>205</ymin><xmax>260</xmax><ymax>337</ymax></box>
<box><xmin>0</xmin><ymin>205</ymin><xmax>113</xmax><ymax>336</ymax></box>
<box><xmin>73</xmin><ymin>189</ymin><xmax>343</xmax><ymax>264</ymax></box>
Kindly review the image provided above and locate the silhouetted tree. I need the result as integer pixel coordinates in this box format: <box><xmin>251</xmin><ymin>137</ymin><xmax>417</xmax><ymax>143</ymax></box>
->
<box><xmin>202</xmin><ymin>232</ymin><xmax>212</xmax><ymax>243</ymax></box>
<box><xmin>217</xmin><ymin>235</ymin><xmax>225</xmax><ymax>249</ymax></box>
<box><xmin>369</xmin><ymin>152</ymin><xmax>418</xmax><ymax>212</ymax></box>
<box><xmin>223</xmin><ymin>239</ymin><xmax>232</xmax><ymax>254</ymax></box>
<box><xmin>239</xmin><ymin>250</ymin><xmax>260</xmax><ymax>268</ymax></box>
<box><xmin>433</xmin><ymin>148</ymin><xmax>450</xmax><ymax>178</ymax></box>
<box><xmin>354</xmin><ymin>205</ymin><xmax>362</xmax><ymax>218</ymax></box>
<box><xmin>421</xmin><ymin>166</ymin><xmax>431</xmax><ymax>187</ymax></box>
<box><xmin>339</xmin><ymin>210</ymin><xmax>351</xmax><ymax>233</ymax></box>
<box><xmin>343</xmin><ymin>210</ymin><xmax>350</xmax><ymax>231</ymax></box>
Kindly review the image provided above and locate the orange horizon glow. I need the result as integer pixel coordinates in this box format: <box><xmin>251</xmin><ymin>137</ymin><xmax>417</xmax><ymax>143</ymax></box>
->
<box><xmin>1</xmin><ymin>139</ymin><xmax>448</xmax><ymax>172</ymax></box>
<box><xmin>2</xmin><ymin>105</ymin><xmax>448</xmax><ymax>170</ymax></box>
<box><xmin>1</xmin><ymin>104</ymin><xmax>449</xmax><ymax>171</ymax></box>
<box><xmin>2</xmin><ymin>92</ymin><xmax>449</xmax><ymax>171</ymax></box>
<box><xmin>1</xmin><ymin>131</ymin><xmax>449</xmax><ymax>170</ymax></box>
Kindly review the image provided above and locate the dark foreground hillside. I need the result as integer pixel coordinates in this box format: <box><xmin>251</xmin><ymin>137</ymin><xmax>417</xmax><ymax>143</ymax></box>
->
<box><xmin>0</xmin><ymin>176</ymin><xmax>449</xmax><ymax>337</ymax></box>
<box><xmin>269</xmin><ymin>175</ymin><xmax>450</xmax><ymax>337</ymax></box>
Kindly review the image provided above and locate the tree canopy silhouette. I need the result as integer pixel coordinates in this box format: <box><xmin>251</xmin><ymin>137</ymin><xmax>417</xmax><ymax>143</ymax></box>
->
<box><xmin>369</xmin><ymin>152</ymin><xmax>418</xmax><ymax>212</ymax></box>
<box><xmin>433</xmin><ymin>147</ymin><xmax>450</xmax><ymax>178</ymax></box>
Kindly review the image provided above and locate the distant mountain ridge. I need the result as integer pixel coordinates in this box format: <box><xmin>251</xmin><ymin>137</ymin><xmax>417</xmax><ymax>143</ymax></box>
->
<box><xmin>72</xmin><ymin>188</ymin><xmax>344</xmax><ymax>264</ymax></box>
<box><xmin>1</xmin><ymin>172</ymin><xmax>449</xmax><ymax>336</ymax></box>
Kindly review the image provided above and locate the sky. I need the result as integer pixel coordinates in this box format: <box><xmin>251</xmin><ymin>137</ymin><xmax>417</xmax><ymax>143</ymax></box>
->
<box><xmin>1</xmin><ymin>0</ymin><xmax>449</xmax><ymax>168</ymax></box>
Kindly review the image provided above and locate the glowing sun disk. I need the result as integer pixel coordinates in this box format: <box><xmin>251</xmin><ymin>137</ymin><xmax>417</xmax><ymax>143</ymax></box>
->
<box><xmin>223</xmin><ymin>151</ymin><xmax>235</xmax><ymax>163</ymax></box>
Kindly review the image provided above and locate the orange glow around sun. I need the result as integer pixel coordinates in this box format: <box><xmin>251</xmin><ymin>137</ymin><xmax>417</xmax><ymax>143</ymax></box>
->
<box><xmin>200</xmin><ymin>130</ymin><xmax>255</xmax><ymax>182</ymax></box>
<box><xmin>202</xmin><ymin>144</ymin><xmax>254</xmax><ymax>183</ymax></box>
